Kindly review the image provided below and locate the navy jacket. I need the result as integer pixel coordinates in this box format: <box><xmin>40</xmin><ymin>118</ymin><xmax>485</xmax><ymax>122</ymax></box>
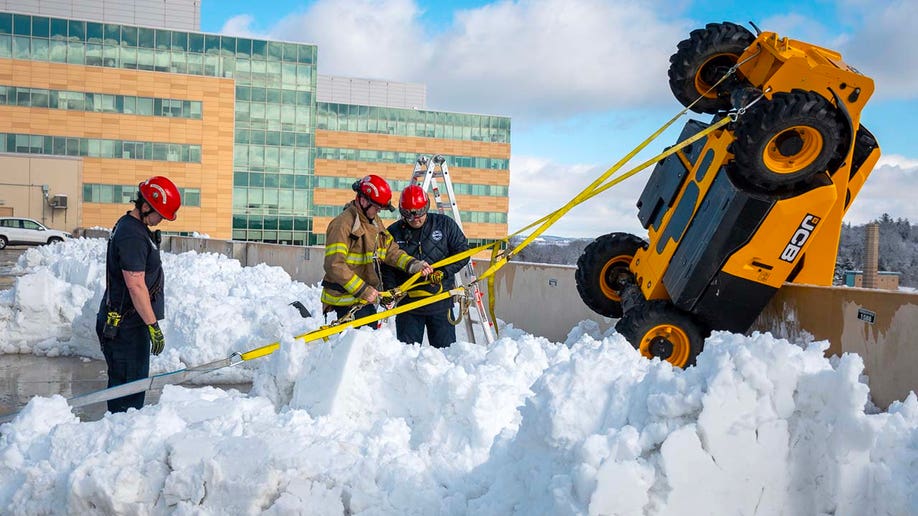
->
<box><xmin>382</xmin><ymin>213</ymin><xmax>470</xmax><ymax>314</ymax></box>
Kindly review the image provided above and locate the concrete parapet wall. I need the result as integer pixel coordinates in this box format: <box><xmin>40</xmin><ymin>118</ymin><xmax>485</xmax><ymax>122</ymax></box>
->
<box><xmin>159</xmin><ymin>236</ymin><xmax>918</xmax><ymax>406</ymax></box>
<box><xmin>163</xmin><ymin>236</ymin><xmax>324</xmax><ymax>284</ymax></box>
<box><xmin>754</xmin><ymin>284</ymin><xmax>918</xmax><ymax>408</ymax></box>
<box><xmin>470</xmin><ymin>259</ymin><xmax>613</xmax><ymax>342</ymax></box>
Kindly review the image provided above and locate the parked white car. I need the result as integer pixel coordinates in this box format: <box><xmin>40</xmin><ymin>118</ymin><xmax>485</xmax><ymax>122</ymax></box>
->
<box><xmin>0</xmin><ymin>217</ymin><xmax>71</xmax><ymax>249</ymax></box>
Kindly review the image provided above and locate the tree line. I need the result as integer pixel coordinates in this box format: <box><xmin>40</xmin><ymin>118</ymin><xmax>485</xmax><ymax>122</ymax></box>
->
<box><xmin>511</xmin><ymin>215</ymin><xmax>917</xmax><ymax>288</ymax></box>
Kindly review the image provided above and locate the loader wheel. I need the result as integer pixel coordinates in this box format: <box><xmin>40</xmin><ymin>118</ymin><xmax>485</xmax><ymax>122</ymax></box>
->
<box><xmin>668</xmin><ymin>22</ymin><xmax>755</xmax><ymax>114</ymax></box>
<box><xmin>575</xmin><ymin>233</ymin><xmax>645</xmax><ymax>318</ymax></box>
<box><xmin>615</xmin><ymin>302</ymin><xmax>705</xmax><ymax>368</ymax></box>
<box><xmin>731</xmin><ymin>90</ymin><xmax>848</xmax><ymax>195</ymax></box>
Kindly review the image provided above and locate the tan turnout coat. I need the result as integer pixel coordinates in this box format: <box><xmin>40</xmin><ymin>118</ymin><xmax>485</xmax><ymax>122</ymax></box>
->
<box><xmin>321</xmin><ymin>201</ymin><xmax>415</xmax><ymax>307</ymax></box>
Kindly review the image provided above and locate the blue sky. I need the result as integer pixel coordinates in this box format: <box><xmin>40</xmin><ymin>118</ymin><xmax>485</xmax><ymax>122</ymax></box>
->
<box><xmin>201</xmin><ymin>0</ymin><xmax>918</xmax><ymax>237</ymax></box>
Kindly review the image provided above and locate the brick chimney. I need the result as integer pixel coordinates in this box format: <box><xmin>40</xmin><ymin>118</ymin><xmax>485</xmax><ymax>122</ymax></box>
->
<box><xmin>863</xmin><ymin>222</ymin><xmax>879</xmax><ymax>289</ymax></box>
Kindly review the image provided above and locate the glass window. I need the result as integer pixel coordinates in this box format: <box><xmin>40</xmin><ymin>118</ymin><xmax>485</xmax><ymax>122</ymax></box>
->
<box><xmin>184</xmin><ymin>189</ymin><xmax>200</xmax><ymax>207</ymax></box>
<box><xmin>31</xmin><ymin>88</ymin><xmax>49</xmax><ymax>108</ymax></box>
<box><xmin>251</xmin><ymin>39</ymin><xmax>267</xmax><ymax>59</ymax></box>
<box><xmin>103</xmin><ymin>24</ymin><xmax>120</xmax><ymax>45</ymax></box>
<box><xmin>236</xmin><ymin>37</ymin><xmax>251</xmax><ymax>57</ymax></box>
<box><xmin>265</xmin><ymin>147</ymin><xmax>279</xmax><ymax>169</ymax></box>
<box><xmin>204</xmin><ymin>54</ymin><xmax>219</xmax><ymax>76</ymax></box>
<box><xmin>103</xmin><ymin>44</ymin><xmax>118</xmax><ymax>67</ymax></box>
<box><xmin>0</xmin><ymin>13</ymin><xmax>11</xmax><ymax>35</ymax></box>
<box><xmin>155</xmin><ymin>29</ymin><xmax>170</xmax><ymax>49</ymax></box>
<box><xmin>154</xmin><ymin>49</ymin><xmax>170</xmax><ymax>71</ymax></box>
<box><xmin>122</xmin><ymin>96</ymin><xmax>135</xmax><ymax>114</ymax></box>
<box><xmin>152</xmin><ymin>143</ymin><xmax>167</xmax><ymax>161</ymax></box>
<box><xmin>0</xmin><ymin>35</ymin><xmax>10</xmax><ymax>58</ymax></box>
<box><xmin>12</xmin><ymin>36</ymin><xmax>28</xmax><ymax>59</ymax></box>
<box><xmin>136</xmin><ymin>97</ymin><xmax>153</xmax><ymax>115</ymax></box>
<box><xmin>121</xmin><ymin>26</ymin><xmax>137</xmax><ymax>47</ymax></box>
<box><xmin>13</xmin><ymin>14</ymin><xmax>30</xmax><ymax>36</ymax></box>
<box><xmin>250</xmin><ymin>102</ymin><xmax>265</xmax><ymax>120</ymax></box>
<box><xmin>170</xmin><ymin>50</ymin><xmax>186</xmax><ymax>73</ymax></box>
<box><xmin>167</xmin><ymin>144</ymin><xmax>181</xmax><ymax>161</ymax></box>
<box><xmin>186</xmin><ymin>52</ymin><xmax>202</xmax><ymax>75</ymax></box>
<box><xmin>188</xmin><ymin>32</ymin><xmax>204</xmax><ymax>53</ymax></box>
<box><xmin>64</xmin><ymin>138</ymin><xmax>78</xmax><ymax>156</ymax></box>
<box><xmin>98</xmin><ymin>94</ymin><xmax>116</xmax><ymax>112</ymax></box>
<box><xmin>33</xmin><ymin>17</ymin><xmax>51</xmax><ymax>38</ymax></box>
<box><xmin>121</xmin><ymin>47</ymin><xmax>136</xmax><ymax>69</ymax></box>
<box><xmin>221</xmin><ymin>35</ymin><xmax>235</xmax><ymax>54</ymax></box>
<box><xmin>85</xmin><ymin>42</ymin><xmax>101</xmax><ymax>65</ymax></box>
<box><xmin>68</xmin><ymin>20</ymin><xmax>85</xmax><ymax>42</ymax></box>
<box><xmin>137</xmin><ymin>48</ymin><xmax>154</xmax><ymax>70</ymax></box>
<box><xmin>136</xmin><ymin>27</ymin><xmax>154</xmax><ymax>48</ymax></box>
<box><xmin>171</xmin><ymin>31</ymin><xmax>186</xmax><ymax>51</ymax></box>
<box><xmin>86</xmin><ymin>21</ymin><xmax>102</xmax><ymax>43</ymax></box>
<box><xmin>267</xmin><ymin>41</ymin><xmax>283</xmax><ymax>61</ymax></box>
<box><xmin>204</xmin><ymin>34</ymin><xmax>220</xmax><ymax>54</ymax></box>
<box><xmin>15</xmin><ymin>88</ymin><xmax>29</xmax><ymax>106</ymax></box>
<box><xmin>50</xmin><ymin>18</ymin><xmax>67</xmax><ymax>40</ymax></box>
<box><xmin>266</xmin><ymin>104</ymin><xmax>280</xmax><ymax>130</ymax></box>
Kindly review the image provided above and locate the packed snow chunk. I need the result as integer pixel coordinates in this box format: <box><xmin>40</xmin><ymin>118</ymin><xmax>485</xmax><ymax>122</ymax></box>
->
<box><xmin>0</xmin><ymin>269</ymin><xmax>93</xmax><ymax>354</ymax></box>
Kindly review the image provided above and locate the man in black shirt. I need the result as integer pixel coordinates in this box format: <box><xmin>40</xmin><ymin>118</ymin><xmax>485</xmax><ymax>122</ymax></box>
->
<box><xmin>95</xmin><ymin>176</ymin><xmax>181</xmax><ymax>413</ymax></box>
<box><xmin>382</xmin><ymin>185</ymin><xmax>470</xmax><ymax>348</ymax></box>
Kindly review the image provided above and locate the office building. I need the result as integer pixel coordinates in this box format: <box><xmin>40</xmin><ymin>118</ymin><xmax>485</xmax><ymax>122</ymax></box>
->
<box><xmin>0</xmin><ymin>5</ymin><xmax>510</xmax><ymax>246</ymax></box>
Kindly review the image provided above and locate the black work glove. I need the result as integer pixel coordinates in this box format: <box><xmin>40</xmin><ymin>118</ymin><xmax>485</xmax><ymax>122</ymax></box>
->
<box><xmin>148</xmin><ymin>322</ymin><xmax>165</xmax><ymax>356</ymax></box>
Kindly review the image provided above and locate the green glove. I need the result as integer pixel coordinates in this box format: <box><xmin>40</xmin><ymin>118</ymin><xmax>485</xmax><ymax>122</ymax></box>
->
<box><xmin>428</xmin><ymin>270</ymin><xmax>444</xmax><ymax>284</ymax></box>
<box><xmin>148</xmin><ymin>322</ymin><xmax>165</xmax><ymax>356</ymax></box>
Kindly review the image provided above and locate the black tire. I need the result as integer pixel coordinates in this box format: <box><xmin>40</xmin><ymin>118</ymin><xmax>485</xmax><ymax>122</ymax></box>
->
<box><xmin>668</xmin><ymin>22</ymin><xmax>755</xmax><ymax>114</ymax></box>
<box><xmin>731</xmin><ymin>90</ymin><xmax>848</xmax><ymax>195</ymax></box>
<box><xmin>575</xmin><ymin>233</ymin><xmax>645</xmax><ymax>318</ymax></box>
<box><xmin>0</xmin><ymin>236</ymin><xmax>6</xmax><ymax>250</ymax></box>
<box><xmin>616</xmin><ymin>301</ymin><xmax>706</xmax><ymax>368</ymax></box>
<box><xmin>47</xmin><ymin>237</ymin><xmax>63</xmax><ymax>245</ymax></box>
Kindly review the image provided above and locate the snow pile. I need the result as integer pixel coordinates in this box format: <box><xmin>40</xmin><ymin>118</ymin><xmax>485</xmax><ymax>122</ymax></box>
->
<box><xmin>1</xmin><ymin>239</ymin><xmax>917</xmax><ymax>515</ymax></box>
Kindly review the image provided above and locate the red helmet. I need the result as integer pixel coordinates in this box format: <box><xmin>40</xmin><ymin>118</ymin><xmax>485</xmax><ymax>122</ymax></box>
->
<box><xmin>399</xmin><ymin>185</ymin><xmax>429</xmax><ymax>219</ymax></box>
<box><xmin>139</xmin><ymin>176</ymin><xmax>181</xmax><ymax>221</ymax></box>
<box><xmin>352</xmin><ymin>174</ymin><xmax>394</xmax><ymax>211</ymax></box>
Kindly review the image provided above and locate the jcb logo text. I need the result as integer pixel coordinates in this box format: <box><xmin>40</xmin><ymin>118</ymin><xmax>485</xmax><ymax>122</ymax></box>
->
<box><xmin>780</xmin><ymin>214</ymin><xmax>819</xmax><ymax>262</ymax></box>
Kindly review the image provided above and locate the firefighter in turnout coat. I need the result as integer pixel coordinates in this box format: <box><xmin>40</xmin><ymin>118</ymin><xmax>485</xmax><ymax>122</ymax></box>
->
<box><xmin>322</xmin><ymin>175</ymin><xmax>433</xmax><ymax>327</ymax></box>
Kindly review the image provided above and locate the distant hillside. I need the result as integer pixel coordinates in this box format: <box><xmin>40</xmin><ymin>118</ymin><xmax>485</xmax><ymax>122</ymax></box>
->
<box><xmin>510</xmin><ymin>214</ymin><xmax>917</xmax><ymax>287</ymax></box>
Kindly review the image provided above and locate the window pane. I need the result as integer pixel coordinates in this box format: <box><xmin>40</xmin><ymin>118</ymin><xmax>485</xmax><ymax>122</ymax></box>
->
<box><xmin>12</xmin><ymin>14</ymin><xmax>30</xmax><ymax>36</ymax></box>
<box><xmin>12</xmin><ymin>35</ymin><xmax>28</xmax><ymax>59</ymax></box>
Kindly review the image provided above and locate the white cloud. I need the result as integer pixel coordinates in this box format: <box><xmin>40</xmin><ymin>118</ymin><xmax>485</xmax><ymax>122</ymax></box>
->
<box><xmin>508</xmin><ymin>155</ymin><xmax>648</xmax><ymax>238</ymax></box>
<box><xmin>844</xmin><ymin>156</ymin><xmax>918</xmax><ymax>224</ymax></box>
<box><xmin>268</xmin><ymin>0</ymin><xmax>431</xmax><ymax>82</ymax></box>
<box><xmin>424</xmin><ymin>0</ymin><xmax>684</xmax><ymax>119</ymax></box>
<box><xmin>219</xmin><ymin>14</ymin><xmax>268</xmax><ymax>40</ymax></box>
<box><xmin>221</xmin><ymin>0</ymin><xmax>686</xmax><ymax>122</ymax></box>
<box><xmin>837</xmin><ymin>1</ymin><xmax>918</xmax><ymax>100</ymax></box>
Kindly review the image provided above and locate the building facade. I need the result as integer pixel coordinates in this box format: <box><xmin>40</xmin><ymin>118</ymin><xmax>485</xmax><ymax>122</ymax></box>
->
<box><xmin>0</xmin><ymin>8</ymin><xmax>510</xmax><ymax>246</ymax></box>
<box><xmin>843</xmin><ymin>270</ymin><xmax>900</xmax><ymax>291</ymax></box>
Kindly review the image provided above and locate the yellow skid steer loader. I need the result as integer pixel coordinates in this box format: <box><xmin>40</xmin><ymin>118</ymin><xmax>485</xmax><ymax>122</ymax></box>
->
<box><xmin>576</xmin><ymin>22</ymin><xmax>881</xmax><ymax>367</ymax></box>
